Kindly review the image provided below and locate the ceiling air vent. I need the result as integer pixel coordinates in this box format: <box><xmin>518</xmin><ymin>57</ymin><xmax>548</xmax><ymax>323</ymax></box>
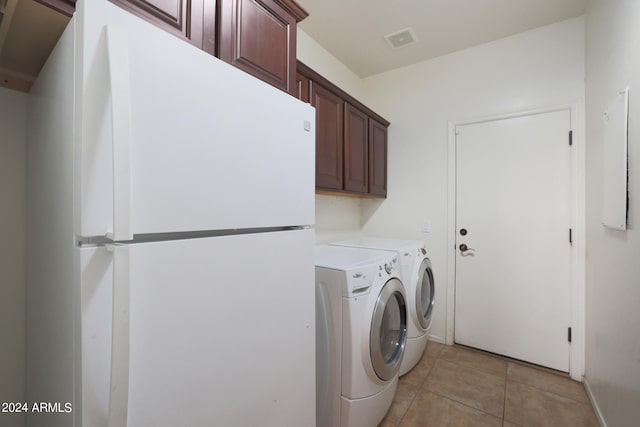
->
<box><xmin>384</xmin><ymin>27</ymin><xmax>418</xmax><ymax>49</ymax></box>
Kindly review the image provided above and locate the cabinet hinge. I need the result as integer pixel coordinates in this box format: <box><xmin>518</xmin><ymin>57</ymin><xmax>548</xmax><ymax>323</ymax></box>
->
<box><xmin>569</xmin><ymin>130</ymin><xmax>573</xmax><ymax>146</ymax></box>
<box><xmin>568</xmin><ymin>327</ymin><xmax>572</xmax><ymax>343</ymax></box>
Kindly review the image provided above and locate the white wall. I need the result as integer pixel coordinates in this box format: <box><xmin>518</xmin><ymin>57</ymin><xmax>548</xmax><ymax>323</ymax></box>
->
<box><xmin>297</xmin><ymin>29</ymin><xmax>367</xmax><ymax>243</ymax></box>
<box><xmin>297</xmin><ymin>29</ymin><xmax>365</xmax><ymax>101</ymax></box>
<box><xmin>0</xmin><ymin>87</ymin><xmax>27</xmax><ymax>427</ymax></box>
<box><xmin>299</xmin><ymin>18</ymin><xmax>585</xmax><ymax>342</ymax></box>
<box><xmin>358</xmin><ymin>17</ymin><xmax>585</xmax><ymax>343</ymax></box>
<box><xmin>314</xmin><ymin>195</ymin><xmax>364</xmax><ymax>243</ymax></box>
<box><xmin>584</xmin><ymin>1</ymin><xmax>640</xmax><ymax>426</ymax></box>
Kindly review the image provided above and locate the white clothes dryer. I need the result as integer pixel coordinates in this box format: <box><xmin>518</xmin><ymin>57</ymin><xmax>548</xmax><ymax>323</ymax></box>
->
<box><xmin>315</xmin><ymin>245</ymin><xmax>408</xmax><ymax>427</ymax></box>
<box><xmin>330</xmin><ymin>238</ymin><xmax>435</xmax><ymax>376</ymax></box>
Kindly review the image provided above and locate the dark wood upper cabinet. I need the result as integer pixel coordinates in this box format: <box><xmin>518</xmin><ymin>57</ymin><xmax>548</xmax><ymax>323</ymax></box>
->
<box><xmin>218</xmin><ymin>0</ymin><xmax>307</xmax><ymax>95</ymax></box>
<box><xmin>369</xmin><ymin>118</ymin><xmax>388</xmax><ymax>197</ymax></box>
<box><xmin>311</xmin><ymin>82</ymin><xmax>344</xmax><ymax>191</ymax></box>
<box><xmin>296</xmin><ymin>72</ymin><xmax>310</xmax><ymax>103</ymax></box>
<box><xmin>109</xmin><ymin>0</ymin><xmax>210</xmax><ymax>49</ymax></box>
<box><xmin>34</xmin><ymin>0</ymin><xmax>77</xmax><ymax>16</ymax></box>
<box><xmin>38</xmin><ymin>0</ymin><xmax>307</xmax><ymax>94</ymax></box>
<box><xmin>37</xmin><ymin>0</ymin><xmax>212</xmax><ymax>49</ymax></box>
<box><xmin>344</xmin><ymin>103</ymin><xmax>369</xmax><ymax>194</ymax></box>
<box><xmin>299</xmin><ymin>61</ymin><xmax>390</xmax><ymax>198</ymax></box>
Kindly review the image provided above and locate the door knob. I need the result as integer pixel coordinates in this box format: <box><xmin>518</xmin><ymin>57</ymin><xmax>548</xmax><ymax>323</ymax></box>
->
<box><xmin>459</xmin><ymin>244</ymin><xmax>475</xmax><ymax>253</ymax></box>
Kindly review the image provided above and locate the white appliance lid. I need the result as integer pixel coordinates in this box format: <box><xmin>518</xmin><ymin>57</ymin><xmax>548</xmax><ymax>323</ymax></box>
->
<box><xmin>314</xmin><ymin>244</ymin><xmax>393</xmax><ymax>270</ymax></box>
<box><xmin>332</xmin><ymin>237</ymin><xmax>425</xmax><ymax>252</ymax></box>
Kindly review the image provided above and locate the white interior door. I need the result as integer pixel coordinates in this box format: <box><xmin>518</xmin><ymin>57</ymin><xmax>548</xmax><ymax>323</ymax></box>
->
<box><xmin>454</xmin><ymin>110</ymin><xmax>572</xmax><ymax>372</ymax></box>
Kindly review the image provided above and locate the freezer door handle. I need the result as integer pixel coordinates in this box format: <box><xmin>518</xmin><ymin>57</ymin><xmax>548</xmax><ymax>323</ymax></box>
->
<box><xmin>105</xmin><ymin>25</ymin><xmax>133</xmax><ymax>241</ymax></box>
<box><xmin>106</xmin><ymin>244</ymin><xmax>131</xmax><ymax>427</ymax></box>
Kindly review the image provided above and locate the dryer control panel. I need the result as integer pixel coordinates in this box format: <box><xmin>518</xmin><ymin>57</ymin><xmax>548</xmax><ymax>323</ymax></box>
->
<box><xmin>345</xmin><ymin>264</ymin><xmax>377</xmax><ymax>297</ymax></box>
<box><xmin>344</xmin><ymin>257</ymin><xmax>398</xmax><ymax>298</ymax></box>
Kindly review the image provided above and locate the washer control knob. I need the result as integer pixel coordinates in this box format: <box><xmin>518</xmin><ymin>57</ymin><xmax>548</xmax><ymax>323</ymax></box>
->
<box><xmin>384</xmin><ymin>263</ymin><xmax>392</xmax><ymax>274</ymax></box>
<box><xmin>420</xmin><ymin>248</ymin><xmax>426</xmax><ymax>255</ymax></box>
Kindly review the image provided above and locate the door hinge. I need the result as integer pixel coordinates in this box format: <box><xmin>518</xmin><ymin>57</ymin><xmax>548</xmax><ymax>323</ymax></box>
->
<box><xmin>569</xmin><ymin>130</ymin><xmax>573</xmax><ymax>146</ymax></box>
<box><xmin>568</xmin><ymin>327</ymin><xmax>572</xmax><ymax>343</ymax></box>
<box><xmin>569</xmin><ymin>228</ymin><xmax>573</xmax><ymax>244</ymax></box>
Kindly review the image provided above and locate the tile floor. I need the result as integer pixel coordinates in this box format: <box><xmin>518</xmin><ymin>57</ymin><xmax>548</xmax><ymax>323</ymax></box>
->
<box><xmin>379</xmin><ymin>342</ymin><xmax>600</xmax><ymax>427</ymax></box>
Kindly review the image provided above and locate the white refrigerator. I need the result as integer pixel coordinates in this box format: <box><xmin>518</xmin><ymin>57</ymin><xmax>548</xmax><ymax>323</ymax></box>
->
<box><xmin>26</xmin><ymin>0</ymin><xmax>316</xmax><ymax>426</ymax></box>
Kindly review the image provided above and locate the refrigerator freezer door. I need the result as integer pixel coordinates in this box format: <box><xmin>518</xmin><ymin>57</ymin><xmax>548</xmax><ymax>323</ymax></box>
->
<box><xmin>76</xmin><ymin>0</ymin><xmax>315</xmax><ymax>239</ymax></box>
<box><xmin>81</xmin><ymin>229</ymin><xmax>315</xmax><ymax>426</ymax></box>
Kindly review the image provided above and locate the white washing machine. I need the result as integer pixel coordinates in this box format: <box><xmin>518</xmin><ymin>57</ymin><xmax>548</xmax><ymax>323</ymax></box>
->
<box><xmin>330</xmin><ymin>238</ymin><xmax>435</xmax><ymax>376</ymax></box>
<box><xmin>315</xmin><ymin>245</ymin><xmax>408</xmax><ymax>427</ymax></box>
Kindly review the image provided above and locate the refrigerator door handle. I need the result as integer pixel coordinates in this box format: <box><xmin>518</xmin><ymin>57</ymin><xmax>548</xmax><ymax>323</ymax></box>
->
<box><xmin>106</xmin><ymin>244</ymin><xmax>131</xmax><ymax>427</ymax></box>
<box><xmin>105</xmin><ymin>25</ymin><xmax>133</xmax><ymax>241</ymax></box>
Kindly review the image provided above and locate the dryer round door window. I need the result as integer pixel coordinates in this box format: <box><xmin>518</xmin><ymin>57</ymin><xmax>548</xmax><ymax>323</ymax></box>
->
<box><xmin>370</xmin><ymin>278</ymin><xmax>407</xmax><ymax>381</ymax></box>
<box><xmin>416</xmin><ymin>258</ymin><xmax>435</xmax><ymax>330</ymax></box>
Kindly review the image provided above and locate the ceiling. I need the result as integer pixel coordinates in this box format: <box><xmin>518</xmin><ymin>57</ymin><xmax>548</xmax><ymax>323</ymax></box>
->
<box><xmin>0</xmin><ymin>0</ymin><xmax>588</xmax><ymax>92</ymax></box>
<box><xmin>296</xmin><ymin>0</ymin><xmax>587</xmax><ymax>78</ymax></box>
<box><xmin>0</xmin><ymin>0</ymin><xmax>69</xmax><ymax>92</ymax></box>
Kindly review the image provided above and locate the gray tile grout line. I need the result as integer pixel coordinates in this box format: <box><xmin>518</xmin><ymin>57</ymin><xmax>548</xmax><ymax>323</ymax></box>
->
<box><xmin>439</xmin><ymin>346</ymin><xmax>511</xmax><ymax>421</ymax></box>
<box><xmin>445</xmin><ymin>346</ymin><xmax>594</xmax><ymax>414</ymax></box>
<box><xmin>397</xmin><ymin>344</ymin><xmax>594</xmax><ymax>426</ymax></box>
<box><xmin>505</xmin><ymin>376</ymin><xmax>595</xmax><ymax>408</ymax></box>
<box><xmin>385</xmin><ymin>343</ymin><xmax>598</xmax><ymax>427</ymax></box>
<box><xmin>395</xmin><ymin>364</ymin><xmax>432</xmax><ymax>426</ymax></box>
<box><xmin>454</xmin><ymin>343</ymin><xmax>572</xmax><ymax>379</ymax></box>
<box><xmin>417</xmin><ymin>348</ymin><xmax>504</xmax><ymax>422</ymax></box>
<box><xmin>422</xmin><ymin>388</ymin><xmax>503</xmax><ymax>422</ymax></box>
<box><xmin>393</xmin><ymin>343</ymin><xmax>445</xmax><ymax>427</ymax></box>
<box><xmin>505</xmin><ymin>360</ymin><xmax>594</xmax><ymax>408</ymax></box>
<box><xmin>398</xmin><ymin>344</ymin><xmax>445</xmax><ymax>426</ymax></box>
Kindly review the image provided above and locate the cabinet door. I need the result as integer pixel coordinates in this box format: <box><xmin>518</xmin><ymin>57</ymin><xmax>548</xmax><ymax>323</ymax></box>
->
<box><xmin>296</xmin><ymin>72</ymin><xmax>310</xmax><ymax>103</ymax></box>
<box><xmin>311</xmin><ymin>83</ymin><xmax>344</xmax><ymax>191</ymax></box>
<box><xmin>109</xmin><ymin>0</ymin><xmax>208</xmax><ymax>49</ymax></box>
<box><xmin>218</xmin><ymin>0</ymin><xmax>296</xmax><ymax>94</ymax></box>
<box><xmin>34</xmin><ymin>0</ymin><xmax>76</xmax><ymax>16</ymax></box>
<box><xmin>369</xmin><ymin>119</ymin><xmax>388</xmax><ymax>197</ymax></box>
<box><xmin>344</xmin><ymin>103</ymin><xmax>369</xmax><ymax>194</ymax></box>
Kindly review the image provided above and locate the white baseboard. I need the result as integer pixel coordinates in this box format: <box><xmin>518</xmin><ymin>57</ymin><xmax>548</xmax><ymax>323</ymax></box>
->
<box><xmin>427</xmin><ymin>334</ymin><xmax>446</xmax><ymax>345</ymax></box>
<box><xmin>583</xmin><ymin>377</ymin><xmax>607</xmax><ymax>427</ymax></box>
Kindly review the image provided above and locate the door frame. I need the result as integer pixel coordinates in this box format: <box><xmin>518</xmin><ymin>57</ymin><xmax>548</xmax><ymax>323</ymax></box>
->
<box><xmin>445</xmin><ymin>103</ymin><xmax>585</xmax><ymax>380</ymax></box>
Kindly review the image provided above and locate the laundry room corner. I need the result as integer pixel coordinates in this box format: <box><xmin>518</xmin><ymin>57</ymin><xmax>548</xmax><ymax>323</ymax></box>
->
<box><xmin>0</xmin><ymin>86</ymin><xmax>27</xmax><ymax>427</ymax></box>
<box><xmin>315</xmin><ymin>194</ymin><xmax>365</xmax><ymax>243</ymax></box>
<box><xmin>359</xmin><ymin>16</ymin><xmax>585</xmax><ymax>347</ymax></box>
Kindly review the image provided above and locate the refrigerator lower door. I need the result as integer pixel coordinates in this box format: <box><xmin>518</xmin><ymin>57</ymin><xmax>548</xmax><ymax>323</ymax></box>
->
<box><xmin>81</xmin><ymin>229</ymin><xmax>315</xmax><ymax>426</ymax></box>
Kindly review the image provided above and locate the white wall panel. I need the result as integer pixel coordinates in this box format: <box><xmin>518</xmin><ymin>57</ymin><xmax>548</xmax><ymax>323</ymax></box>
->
<box><xmin>584</xmin><ymin>1</ymin><xmax>640</xmax><ymax>426</ymax></box>
<box><xmin>299</xmin><ymin>17</ymin><xmax>585</xmax><ymax>343</ymax></box>
<box><xmin>297</xmin><ymin>29</ymin><xmax>365</xmax><ymax>101</ymax></box>
<box><xmin>297</xmin><ymin>30</ymin><xmax>366</xmax><ymax>243</ymax></box>
<box><xmin>0</xmin><ymin>86</ymin><xmax>27</xmax><ymax>427</ymax></box>
<box><xmin>359</xmin><ymin>17</ymin><xmax>585</xmax><ymax>343</ymax></box>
